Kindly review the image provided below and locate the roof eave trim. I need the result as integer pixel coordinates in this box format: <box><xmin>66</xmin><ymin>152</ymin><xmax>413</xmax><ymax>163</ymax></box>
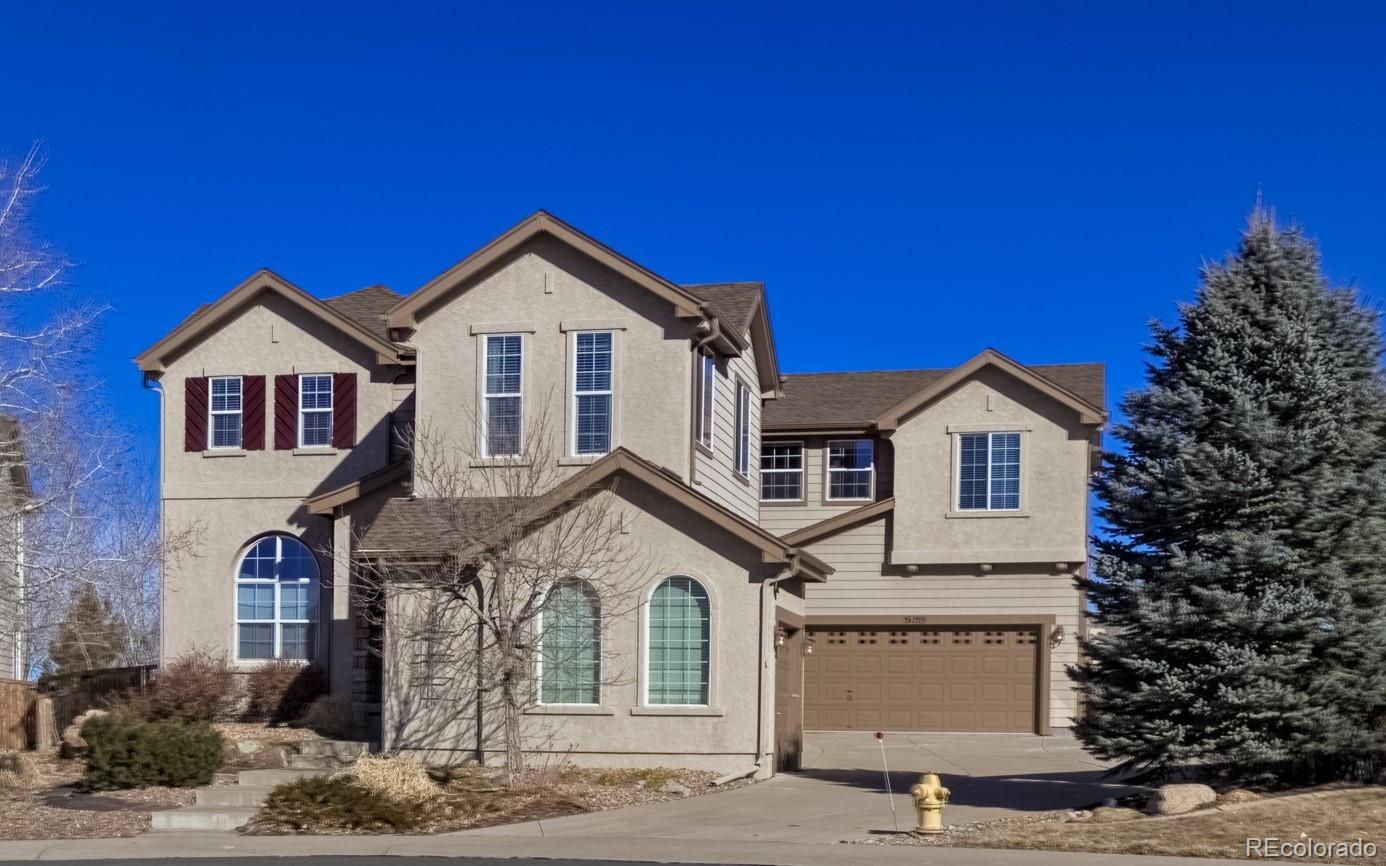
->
<box><xmin>385</xmin><ymin>212</ymin><xmax>706</xmax><ymax>329</ymax></box>
<box><xmin>875</xmin><ymin>350</ymin><xmax>1107</xmax><ymax>430</ymax></box>
<box><xmin>304</xmin><ymin>459</ymin><xmax>411</xmax><ymax>516</ymax></box>
<box><xmin>783</xmin><ymin>497</ymin><xmax>896</xmax><ymax>547</ymax></box>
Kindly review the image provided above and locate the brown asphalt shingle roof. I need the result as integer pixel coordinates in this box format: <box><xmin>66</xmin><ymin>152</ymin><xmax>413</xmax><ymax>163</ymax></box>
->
<box><xmin>359</xmin><ymin>496</ymin><xmax>526</xmax><ymax>553</ymax></box>
<box><xmin>681</xmin><ymin>282</ymin><xmax>762</xmax><ymax>334</ymax></box>
<box><xmin>763</xmin><ymin>363</ymin><xmax>1105</xmax><ymax>430</ymax></box>
<box><xmin>323</xmin><ymin>285</ymin><xmax>404</xmax><ymax>343</ymax></box>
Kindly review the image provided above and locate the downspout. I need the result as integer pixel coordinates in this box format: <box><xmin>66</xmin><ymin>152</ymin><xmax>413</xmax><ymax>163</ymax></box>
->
<box><xmin>754</xmin><ymin>554</ymin><xmax>801</xmax><ymax>776</ymax></box>
<box><xmin>142</xmin><ymin>372</ymin><xmax>165</xmax><ymax>667</ymax></box>
<box><xmin>688</xmin><ymin>313</ymin><xmax>721</xmax><ymax>486</ymax></box>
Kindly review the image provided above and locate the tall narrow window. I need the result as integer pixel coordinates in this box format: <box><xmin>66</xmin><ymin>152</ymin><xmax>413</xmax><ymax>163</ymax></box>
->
<box><xmin>695</xmin><ymin>353</ymin><xmax>716</xmax><ymax>450</ymax></box>
<box><xmin>827</xmin><ymin>440</ymin><xmax>874</xmax><ymax>500</ymax></box>
<box><xmin>573</xmin><ymin>332</ymin><xmax>612</xmax><ymax>455</ymax></box>
<box><xmin>298</xmin><ymin>374</ymin><xmax>333</xmax><ymax>447</ymax></box>
<box><xmin>236</xmin><ymin>534</ymin><xmax>318</xmax><ymax>661</ymax></box>
<box><xmin>484</xmin><ymin>334</ymin><xmax>522</xmax><ymax>457</ymax></box>
<box><xmin>760</xmin><ymin>442</ymin><xmax>803</xmax><ymax>501</ymax></box>
<box><xmin>539</xmin><ymin>579</ymin><xmax>601</xmax><ymax>705</ymax></box>
<box><xmin>209</xmin><ymin>376</ymin><xmax>243</xmax><ymax>449</ymax></box>
<box><xmin>646</xmin><ymin>576</ymin><xmax>711</xmax><ymax>706</ymax></box>
<box><xmin>734</xmin><ymin>381</ymin><xmax>750</xmax><ymax>476</ymax></box>
<box><xmin>958</xmin><ymin>432</ymin><xmax>1021</xmax><ymax>510</ymax></box>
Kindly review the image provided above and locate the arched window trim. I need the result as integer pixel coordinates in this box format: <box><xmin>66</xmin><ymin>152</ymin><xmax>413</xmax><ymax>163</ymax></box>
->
<box><xmin>536</xmin><ymin>577</ymin><xmax>602</xmax><ymax>706</ymax></box>
<box><xmin>642</xmin><ymin>575</ymin><xmax>713</xmax><ymax>708</ymax></box>
<box><xmin>234</xmin><ymin>533</ymin><xmax>319</xmax><ymax>662</ymax></box>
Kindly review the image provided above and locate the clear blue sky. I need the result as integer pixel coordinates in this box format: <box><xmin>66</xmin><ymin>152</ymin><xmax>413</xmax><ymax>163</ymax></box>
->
<box><xmin>6</xmin><ymin>1</ymin><xmax>1385</xmax><ymax>464</ymax></box>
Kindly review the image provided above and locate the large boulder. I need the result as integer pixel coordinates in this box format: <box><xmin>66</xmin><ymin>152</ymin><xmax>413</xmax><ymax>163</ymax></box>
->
<box><xmin>59</xmin><ymin>709</ymin><xmax>108</xmax><ymax>759</ymax></box>
<box><xmin>1146</xmin><ymin>783</ymin><xmax>1217</xmax><ymax>816</ymax></box>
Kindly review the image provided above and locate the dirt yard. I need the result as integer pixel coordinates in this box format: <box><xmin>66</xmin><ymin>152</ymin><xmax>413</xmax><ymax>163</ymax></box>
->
<box><xmin>0</xmin><ymin>751</ymin><xmax>192</xmax><ymax>839</ymax></box>
<box><xmin>861</xmin><ymin>786</ymin><xmax>1385</xmax><ymax>864</ymax></box>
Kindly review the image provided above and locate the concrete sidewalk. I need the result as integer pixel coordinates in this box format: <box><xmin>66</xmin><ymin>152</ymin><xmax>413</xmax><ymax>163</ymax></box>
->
<box><xmin>0</xmin><ymin>833</ymin><xmax>1250</xmax><ymax>865</ymax></box>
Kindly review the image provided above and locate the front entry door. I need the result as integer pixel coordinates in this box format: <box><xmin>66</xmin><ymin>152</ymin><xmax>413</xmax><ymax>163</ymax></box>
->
<box><xmin>774</xmin><ymin>624</ymin><xmax>804</xmax><ymax>772</ymax></box>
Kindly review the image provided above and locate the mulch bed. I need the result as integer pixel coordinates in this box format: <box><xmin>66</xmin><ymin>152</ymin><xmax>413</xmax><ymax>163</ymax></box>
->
<box><xmin>0</xmin><ymin>752</ymin><xmax>193</xmax><ymax>840</ymax></box>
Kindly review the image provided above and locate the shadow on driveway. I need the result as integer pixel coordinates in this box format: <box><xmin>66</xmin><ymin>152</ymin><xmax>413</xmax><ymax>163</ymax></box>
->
<box><xmin>795</xmin><ymin>766</ymin><xmax>1145</xmax><ymax>812</ymax></box>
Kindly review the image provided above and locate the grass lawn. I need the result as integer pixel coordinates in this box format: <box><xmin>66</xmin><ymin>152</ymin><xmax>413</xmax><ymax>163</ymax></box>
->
<box><xmin>933</xmin><ymin>788</ymin><xmax>1384</xmax><ymax>863</ymax></box>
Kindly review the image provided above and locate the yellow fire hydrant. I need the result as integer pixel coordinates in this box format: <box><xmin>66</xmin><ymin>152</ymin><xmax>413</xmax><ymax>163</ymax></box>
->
<box><xmin>909</xmin><ymin>771</ymin><xmax>950</xmax><ymax>834</ymax></box>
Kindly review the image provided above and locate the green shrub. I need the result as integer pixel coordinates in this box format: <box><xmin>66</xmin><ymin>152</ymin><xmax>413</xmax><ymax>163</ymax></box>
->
<box><xmin>249</xmin><ymin>776</ymin><xmax>429</xmax><ymax>833</ymax></box>
<box><xmin>245</xmin><ymin>661</ymin><xmax>327</xmax><ymax>724</ymax></box>
<box><xmin>82</xmin><ymin>715</ymin><xmax>224</xmax><ymax>790</ymax></box>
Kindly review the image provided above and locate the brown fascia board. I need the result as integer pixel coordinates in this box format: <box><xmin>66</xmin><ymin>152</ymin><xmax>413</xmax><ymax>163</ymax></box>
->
<box><xmin>762</xmin><ymin>423</ymin><xmax>874</xmax><ymax>436</ymax></box>
<box><xmin>385</xmin><ymin>211</ymin><xmax>707</xmax><ymax>329</ymax></box>
<box><xmin>782</xmin><ymin>497</ymin><xmax>895</xmax><ymax>547</ymax></box>
<box><xmin>745</xmin><ymin>293</ymin><xmax>782</xmax><ymax>397</ymax></box>
<box><xmin>875</xmin><ymin>349</ymin><xmax>1107</xmax><ymax>430</ymax></box>
<box><xmin>133</xmin><ymin>269</ymin><xmax>410</xmax><ymax>373</ymax></box>
<box><xmin>305</xmin><ymin>459</ymin><xmax>411</xmax><ymax>516</ymax></box>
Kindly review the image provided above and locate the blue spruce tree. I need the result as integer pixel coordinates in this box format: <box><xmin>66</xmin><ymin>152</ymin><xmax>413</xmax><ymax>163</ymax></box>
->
<box><xmin>1073</xmin><ymin>212</ymin><xmax>1386</xmax><ymax>786</ymax></box>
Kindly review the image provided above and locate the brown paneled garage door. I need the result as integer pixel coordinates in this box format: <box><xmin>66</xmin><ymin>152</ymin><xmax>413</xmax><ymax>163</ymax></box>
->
<box><xmin>803</xmin><ymin>626</ymin><xmax>1038</xmax><ymax>732</ymax></box>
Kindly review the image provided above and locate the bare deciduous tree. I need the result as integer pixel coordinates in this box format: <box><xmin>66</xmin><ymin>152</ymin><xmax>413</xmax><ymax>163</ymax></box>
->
<box><xmin>352</xmin><ymin>396</ymin><xmax>655</xmax><ymax>786</ymax></box>
<box><xmin>0</xmin><ymin>144</ymin><xmax>199</xmax><ymax>677</ymax></box>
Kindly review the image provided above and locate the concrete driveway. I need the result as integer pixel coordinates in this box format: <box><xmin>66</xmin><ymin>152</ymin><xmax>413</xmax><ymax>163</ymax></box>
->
<box><xmin>465</xmin><ymin>731</ymin><xmax>1145</xmax><ymax>844</ymax></box>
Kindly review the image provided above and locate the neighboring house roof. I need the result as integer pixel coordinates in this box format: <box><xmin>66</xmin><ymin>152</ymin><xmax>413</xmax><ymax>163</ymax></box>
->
<box><xmin>133</xmin><ymin>270</ymin><xmax>411</xmax><ymax>373</ymax></box>
<box><xmin>322</xmin><ymin>285</ymin><xmax>404</xmax><ymax>344</ymax></box>
<box><xmin>304</xmin><ymin>459</ymin><xmax>411</xmax><ymax>516</ymax></box>
<box><xmin>357</xmin><ymin>447</ymin><xmax>831</xmax><ymax>581</ymax></box>
<box><xmin>764</xmin><ymin>350</ymin><xmax>1106</xmax><ymax>432</ymax></box>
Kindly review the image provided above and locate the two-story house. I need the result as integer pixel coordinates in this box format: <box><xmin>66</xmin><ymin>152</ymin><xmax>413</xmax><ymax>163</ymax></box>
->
<box><xmin>135</xmin><ymin>212</ymin><xmax>1103</xmax><ymax>776</ymax></box>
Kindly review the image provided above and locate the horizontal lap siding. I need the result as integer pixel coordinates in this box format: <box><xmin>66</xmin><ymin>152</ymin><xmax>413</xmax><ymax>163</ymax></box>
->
<box><xmin>802</xmin><ymin>516</ymin><xmax>1083</xmax><ymax>728</ymax></box>
<box><xmin>693</xmin><ymin>350</ymin><xmax>759</xmax><ymax>522</ymax></box>
<box><xmin>758</xmin><ymin>439</ymin><xmax>863</xmax><ymax>534</ymax></box>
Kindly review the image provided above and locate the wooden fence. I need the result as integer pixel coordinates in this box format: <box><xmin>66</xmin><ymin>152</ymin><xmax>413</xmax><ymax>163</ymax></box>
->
<box><xmin>36</xmin><ymin>665</ymin><xmax>157</xmax><ymax>744</ymax></box>
<box><xmin>0</xmin><ymin>679</ymin><xmax>34</xmax><ymax>750</ymax></box>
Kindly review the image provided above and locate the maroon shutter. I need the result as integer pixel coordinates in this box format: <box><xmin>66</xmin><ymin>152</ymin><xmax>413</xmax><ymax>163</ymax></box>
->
<box><xmin>184</xmin><ymin>377</ymin><xmax>208</xmax><ymax>452</ymax></box>
<box><xmin>242</xmin><ymin>375</ymin><xmax>266</xmax><ymax>451</ymax></box>
<box><xmin>332</xmin><ymin>372</ymin><xmax>357</xmax><ymax>449</ymax></box>
<box><xmin>274</xmin><ymin>375</ymin><xmax>298</xmax><ymax>450</ymax></box>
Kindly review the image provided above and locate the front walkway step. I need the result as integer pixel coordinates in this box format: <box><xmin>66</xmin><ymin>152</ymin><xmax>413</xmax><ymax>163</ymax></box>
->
<box><xmin>288</xmin><ymin>753</ymin><xmax>357</xmax><ymax>770</ymax></box>
<box><xmin>236</xmin><ymin>768</ymin><xmax>331</xmax><ymax>786</ymax></box>
<box><xmin>195</xmin><ymin>786</ymin><xmax>271</xmax><ymax>808</ymax></box>
<box><xmin>298</xmin><ymin>739</ymin><xmax>373</xmax><ymax>759</ymax></box>
<box><xmin>151</xmin><ymin>805</ymin><xmax>259</xmax><ymax>832</ymax></box>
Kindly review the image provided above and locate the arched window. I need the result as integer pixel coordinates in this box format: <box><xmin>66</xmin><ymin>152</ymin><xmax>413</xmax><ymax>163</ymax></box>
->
<box><xmin>236</xmin><ymin>535</ymin><xmax>319</xmax><ymax>661</ymax></box>
<box><xmin>646</xmin><ymin>576</ymin><xmax>710</xmax><ymax>706</ymax></box>
<box><xmin>539</xmin><ymin>579</ymin><xmax>600</xmax><ymax>705</ymax></box>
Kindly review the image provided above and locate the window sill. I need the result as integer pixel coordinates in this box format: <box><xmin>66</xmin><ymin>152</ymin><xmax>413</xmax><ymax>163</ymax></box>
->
<box><xmin>945</xmin><ymin>510</ymin><xmax>1030</xmax><ymax>519</ymax></box>
<box><xmin>202</xmin><ymin>449</ymin><xmax>247</xmax><ymax>458</ymax></box>
<box><xmin>694</xmin><ymin>442</ymin><xmax>715</xmax><ymax>459</ymax></box>
<box><xmin>629</xmin><ymin>706</ymin><xmax>724</xmax><ymax>717</ymax></box>
<box><xmin>469</xmin><ymin>458</ymin><xmax>531</xmax><ymax>468</ymax></box>
<box><xmin>734</xmin><ymin>471</ymin><xmax>751</xmax><ymax>486</ymax></box>
<box><xmin>294</xmin><ymin>448</ymin><xmax>338</xmax><ymax>456</ymax></box>
<box><xmin>526</xmin><ymin>705</ymin><xmax>615</xmax><ymax>716</ymax></box>
<box><xmin>558</xmin><ymin>455</ymin><xmax>605</xmax><ymax>466</ymax></box>
<box><xmin>760</xmin><ymin>498</ymin><xmax>807</xmax><ymax>507</ymax></box>
<box><xmin>825</xmin><ymin>498</ymin><xmax>874</xmax><ymax>505</ymax></box>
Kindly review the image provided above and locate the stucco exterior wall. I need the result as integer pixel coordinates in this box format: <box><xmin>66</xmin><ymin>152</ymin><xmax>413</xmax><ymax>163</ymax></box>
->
<box><xmin>800</xmin><ymin>514</ymin><xmax>1084</xmax><ymax>728</ymax></box>
<box><xmin>381</xmin><ymin>480</ymin><xmax>780</xmax><ymax>774</ymax></box>
<box><xmin>408</xmin><ymin>236</ymin><xmax>700</xmax><ymax>494</ymax></box>
<box><xmin>157</xmin><ymin>292</ymin><xmax>403</xmax><ymax>667</ymax></box>
<box><xmin>889</xmin><ymin>367</ymin><xmax>1095</xmax><ymax>566</ymax></box>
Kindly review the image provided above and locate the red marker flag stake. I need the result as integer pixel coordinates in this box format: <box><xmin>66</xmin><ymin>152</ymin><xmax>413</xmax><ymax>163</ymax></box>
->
<box><xmin>876</xmin><ymin>731</ymin><xmax>899</xmax><ymax>832</ymax></box>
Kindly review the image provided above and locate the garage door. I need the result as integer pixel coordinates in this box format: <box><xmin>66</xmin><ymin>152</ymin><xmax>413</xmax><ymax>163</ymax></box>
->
<box><xmin>803</xmin><ymin>627</ymin><xmax>1038</xmax><ymax>732</ymax></box>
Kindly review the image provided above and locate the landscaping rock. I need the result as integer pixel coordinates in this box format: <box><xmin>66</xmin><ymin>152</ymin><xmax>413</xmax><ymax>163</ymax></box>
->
<box><xmin>236</xmin><ymin>740</ymin><xmax>262</xmax><ymax>754</ymax></box>
<box><xmin>59</xmin><ymin>709</ymin><xmax>109</xmax><ymax>759</ymax></box>
<box><xmin>1146</xmin><ymin>783</ymin><xmax>1217</xmax><ymax>815</ymax></box>
<box><xmin>659</xmin><ymin>780</ymin><xmax>691</xmax><ymax>796</ymax></box>
<box><xmin>1217</xmin><ymin>788</ymin><xmax>1263</xmax><ymax>805</ymax></box>
<box><xmin>1090</xmin><ymin>806</ymin><xmax>1143</xmax><ymax>823</ymax></box>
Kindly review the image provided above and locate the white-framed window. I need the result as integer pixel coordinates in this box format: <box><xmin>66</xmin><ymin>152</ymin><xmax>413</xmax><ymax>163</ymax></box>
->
<box><xmin>572</xmin><ymin>332</ymin><xmax>613</xmax><ymax>456</ymax></box>
<box><xmin>826</xmin><ymin>439</ymin><xmax>874</xmax><ymax>500</ymax></box>
<box><xmin>298</xmin><ymin>374</ymin><xmax>333</xmax><ymax>448</ymax></box>
<box><xmin>645</xmin><ymin>576</ymin><xmax>711</xmax><ymax>706</ymax></box>
<box><xmin>734</xmin><ymin>380</ymin><xmax>751</xmax><ymax>476</ymax></box>
<box><xmin>537</xmin><ymin>578</ymin><xmax>601</xmax><ymax>705</ymax></box>
<box><xmin>958</xmin><ymin>432</ymin><xmax>1021</xmax><ymax>510</ymax></box>
<box><xmin>208</xmin><ymin>376</ymin><xmax>243</xmax><ymax>449</ymax></box>
<box><xmin>484</xmin><ymin>334</ymin><xmax>523</xmax><ymax>457</ymax></box>
<box><xmin>695</xmin><ymin>352</ymin><xmax>716</xmax><ymax>450</ymax></box>
<box><xmin>760</xmin><ymin>441</ymin><xmax>804</xmax><ymax>501</ymax></box>
<box><xmin>235</xmin><ymin>534</ymin><xmax>318</xmax><ymax>661</ymax></box>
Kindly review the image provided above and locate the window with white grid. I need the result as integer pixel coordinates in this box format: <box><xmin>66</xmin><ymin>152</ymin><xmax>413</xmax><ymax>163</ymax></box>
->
<box><xmin>208</xmin><ymin>376</ymin><xmax>242</xmax><ymax>449</ymax></box>
<box><xmin>695</xmin><ymin>353</ymin><xmax>715</xmax><ymax>450</ymax></box>
<box><xmin>298</xmin><ymin>374</ymin><xmax>333</xmax><ymax>447</ymax></box>
<box><xmin>236</xmin><ymin>534</ymin><xmax>318</xmax><ymax>661</ymax></box>
<box><xmin>827</xmin><ymin>439</ymin><xmax>874</xmax><ymax>500</ymax></box>
<box><xmin>760</xmin><ymin>442</ymin><xmax>803</xmax><ymax>501</ymax></box>
<box><xmin>572</xmin><ymin>332</ymin><xmax>612</xmax><ymax>456</ymax></box>
<box><xmin>484</xmin><ymin>334</ymin><xmax>522</xmax><ymax>457</ymax></box>
<box><xmin>734</xmin><ymin>381</ymin><xmax>750</xmax><ymax>476</ymax></box>
<box><xmin>646</xmin><ymin>576</ymin><xmax>711</xmax><ymax>706</ymax></box>
<box><xmin>958</xmin><ymin>432</ymin><xmax>1021</xmax><ymax>510</ymax></box>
